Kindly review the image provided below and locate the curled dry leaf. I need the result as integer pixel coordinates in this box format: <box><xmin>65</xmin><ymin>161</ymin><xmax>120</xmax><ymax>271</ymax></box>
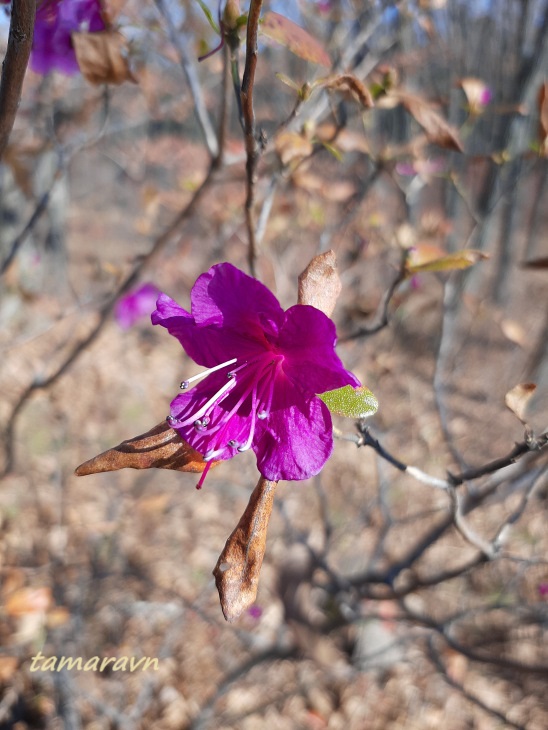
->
<box><xmin>405</xmin><ymin>247</ymin><xmax>488</xmax><ymax>275</ymax></box>
<box><xmin>213</xmin><ymin>478</ymin><xmax>277</xmax><ymax>622</ymax></box>
<box><xmin>505</xmin><ymin>383</ymin><xmax>537</xmax><ymax>424</ymax></box>
<box><xmin>261</xmin><ymin>11</ymin><xmax>331</xmax><ymax>67</ymax></box>
<box><xmin>275</xmin><ymin>130</ymin><xmax>314</xmax><ymax>166</ymax></box>
<box><xmin>393</xmin><ymin>91</ymin><xmax>463</xmax><ymax>152</ymax></box>
<box><xmin>73</xmin><ymin>30</ymin><xmax>136</xmax><ymax>85</ymax></box>
<box><xmin>4</xmin><ymin>587</ymin><xmax>52</xmax><ymax>617</ymax></box>
<box><xmin>75</xmin><ymin>420</ymin><xmax>217</xmax><ymax>476</ymax></box>
<box><xmin>298</xmin><ymin>250</ymin><xmax>341</xmax><ymax>317</ymax></box>
<box><xmin>323</xmin><ymin>74</ymin><xmax>374</xmax><ymax>108</ymax></box>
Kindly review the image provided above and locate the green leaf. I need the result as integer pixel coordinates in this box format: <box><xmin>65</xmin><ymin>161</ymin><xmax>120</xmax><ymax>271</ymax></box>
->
<box><xmin>196</xmin><ymin>0</ymin><xmax>220</xmax><ymax>34</ymax></box>
<box><xmin>319</xmin><ymin>140</ymin><xmax>343</xmax><ymax>162</ymax></box>
<box><xmin>318</xmin><ymin>385</ymin><xmax>378</xmax><ymax>419</ymax></box>
<box><xmin>405</xmin><ymin>249</ymin><xmax>488</xmax><ymax>275</ymax></box>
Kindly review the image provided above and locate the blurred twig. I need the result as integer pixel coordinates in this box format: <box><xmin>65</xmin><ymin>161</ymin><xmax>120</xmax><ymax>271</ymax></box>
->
<box><xmin>154</xmin><ymin>0</ymin><xmax>219</xmax><ymax>158</ymax></box>
<box><xmin>0</xmin><ymin>165</ymin><xmax>218</xmax><ymax>477</ymax></box>
<box><xmin>240</xmin><ymin>0</ymin><xmax>263</xmax><ymax>277</ymax></box>
<box><xmin>0</xmin><ymin>0</ymin><xmax>36</xmax><ymax>160</ymax></box>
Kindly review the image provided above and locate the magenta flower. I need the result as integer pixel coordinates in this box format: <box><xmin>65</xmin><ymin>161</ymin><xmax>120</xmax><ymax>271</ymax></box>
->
<box><xmin>30</xmin><ymin>0</ymin><xmax>105</xmax><ymax>75</ymax></box>
<box><xmin>152</xmin><ymin>263</ymin><xmax>359</xmax><ymax>485</ymax></box>
<box><xmin>115</xmin><ymin>283</ymin><xmax>161</xmax><ymax>330</ymax></box>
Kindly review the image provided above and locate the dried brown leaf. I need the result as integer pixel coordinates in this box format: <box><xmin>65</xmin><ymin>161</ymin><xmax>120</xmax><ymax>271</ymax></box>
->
<box><xmin>75</xmin><ymin>420</ymin><xmax>217</xmax><ymax>476</ymax></box>
<box><xmin>394</xmin><ymin>91</ymin><xmax>463</xmax><ymax>151</ymax></box>
<box><xmin>5</xmin><ymin>587</ymin><xmax>52</xmax><ymax>617</ymax></box>
<box><xmin>298</xmin><ymin>250</ymin><xmax>342</xmax><ymax>317</ymax></box>
<box><xmin>275</xmin><ymin>130</ymin><xmax>314</xmax><ymax>166</ymax></box>
<box><xmin>214</xmin><ymin>478</ymin><xmax>277</xmax><ymax>622</ymax></box>
<box><xmin>324</xmin><ymin>74</ymin><xmax>374</xmax><ymax>108</ymax></box>
<box><xmin>405</xmin><ymin>247</ymin><xmax>488</xmax><ymax>275</ymax></box>
<box><xmin>505</xmin><ymin>383</ymin><xmax>536</xmax><ymax>424</ymax></box>
<box><xmin>73</xmin><ymin>31</ymin><xmax>136</xmax><ymax>86</ymax></box>
<box><xmin>261</xmin><ymin>12</ymin><xmax>331</xmax><ymax>67</ymax></box>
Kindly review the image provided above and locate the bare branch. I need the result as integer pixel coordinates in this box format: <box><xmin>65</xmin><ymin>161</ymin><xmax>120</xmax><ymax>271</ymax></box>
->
<box><xmin>0</xmin><ymin>0</ymin><xmax>36</xmax><ymax>160</ymax></box>
<box><xmin>241</xmin><ymin>0</ymin><xmax>263</xmax><ymax>277</ymax></box>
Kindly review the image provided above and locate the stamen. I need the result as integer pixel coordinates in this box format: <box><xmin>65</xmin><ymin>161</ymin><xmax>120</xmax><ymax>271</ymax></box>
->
<box><xmin>196</xmin><ymin>460</ymin><xmax>213</xmax><ymax>490</ymax></box>
<box><xmin>204</xmin><ymin>446</ymin><xmax>226</xmax><ymax>461</ymax></box>
<box><xmin>180</xmin><ymin>358</ymin><xmax>237</xmax><ymax>389</ymax></box>
<box><xmin>175</xmin><ymin>378</ymin><xmax>236</xmax><ymax>428</ymax></box>
<box><xmin>227</xmin><ymin>439</ymin><xmax>237</xmax><ymax>447</ymax></box>
<box><xmin>237</xmin><ymin>385</ymin><xmax>258</xmax><ymax>452</ymax></box>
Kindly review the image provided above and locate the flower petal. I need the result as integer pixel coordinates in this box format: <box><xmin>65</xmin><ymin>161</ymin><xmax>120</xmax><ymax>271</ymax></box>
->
<box><xmin>279</xmin><ymin>305</ymin><xmax>360</xmax><ymax>396</ymax></box>
<box><xmin>253</xmin><ymin>383</ymin><xmax>333</xmax><ymax>481</ymax></box>
<box><xmin>191</xmin><ymin>263</ymin><xmax>284</xmax><ymax>336</ymax></box>
<box><xmin>152</xmin><ymin>293</ymin><xmax>272</xmax><ymax>367</ymax></box>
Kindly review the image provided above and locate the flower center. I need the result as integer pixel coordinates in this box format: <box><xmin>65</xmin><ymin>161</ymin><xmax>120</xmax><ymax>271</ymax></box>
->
<box><xmin>167</xmin><ymin>352</ymin><xmax>284</xmax><ymax>486</ymax></box>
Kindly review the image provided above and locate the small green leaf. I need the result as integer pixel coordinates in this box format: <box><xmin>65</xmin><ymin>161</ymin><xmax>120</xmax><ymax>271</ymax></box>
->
<box><xmin>405</xmin><ymin>249</ymin><xmax>488</xmax><ymax>275</ymax></box>
<box><xmin>196</xmin><ymin>0</ymin><xmax>220</xmax><ymax>34</ymax></box>
<box><xmin>320</xmin><ymin>141</ymin><xmax>343</xmax><ymax>162</ymax></box>
<box><xmin>318</xmin><ymin>385</ymin><xmax>378</xmax><ymax>419</ymax></box>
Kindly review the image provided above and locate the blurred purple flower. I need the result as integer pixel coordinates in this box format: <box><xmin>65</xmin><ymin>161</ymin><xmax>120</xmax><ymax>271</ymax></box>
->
<box><xmin>247</xmin><ymin>604</ymin><xmax>263</xmax><ymax>619</ymax></box>
<box><xmin>115</xmin><ymin>283</ymin><xmax>161</xmax><ymax>330</ymax></box>
<box><xmin>538</xmin><ymin>583</ymin><xmax>548</xmax><ymax>598</ymax></box>
<box><xmin>152</xmin><ymin>263</ymin><xmax>359</xmax><ymax>484</ymax></box>
<box><xmin>479</xmin><ymin>86</ymin><xmax>493</xmax><ymax>106</ymax></box>
<box><xmin>30</xmin><ymin>0</ymin><xmax>105</xmax><ymax>75</ymax></box>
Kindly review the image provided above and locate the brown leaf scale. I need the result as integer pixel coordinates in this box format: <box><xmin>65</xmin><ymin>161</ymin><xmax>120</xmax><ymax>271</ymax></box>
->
<box><xmin>298</xmin><ymin>250</ymin><xmax>342</xmax><ymax>317</ymax></box>
<box><xmin>213</xmin><ymin>478</ymin><xmax>277</xmax><ymax>622</ymax></box>
<box><xmin>74</xmin><ymin>420</ymin><xmax>217</xmax><ymax>476</ymax></box>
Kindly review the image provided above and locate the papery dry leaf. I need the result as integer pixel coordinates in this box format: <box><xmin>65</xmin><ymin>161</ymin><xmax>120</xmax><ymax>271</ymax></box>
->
<box><xmin>4</xmin><ymin>587</ymin><xmax>52</xmax><ymax>617</ymax></box>
<box><xmin>75</xmin><ymin>420</ymin><xmax>217</xmax><ymax>476</ymax></box>
<box><xmin>500</xmin><ymin>318</ymin><xmax>528</xmax><ymax>348</ymax></box>
<box><xmin>298</xmin><ymin>250</ymin><xmax>341</xmax><ymax>317</ymax></box>
<box><xmin>405</xmin><ymin>248</ymin><xmax>488</xmax><ymax>275</ymax></box>
<box><xmin>0</xmin><ymin>656</ymin><xmax>18</xmax><ymax>682</ymax></box>
<box><xmin>73</xmin><ymin>31</ymin><xmax>136</xmax><ymax>85</ymax></box>
<box><xmin>324</xmin><ymin>74</ymin><xmax>374</xmax><ymax>108</ymax></box>
<box><xmin>394</xmin><ymin>91</ymin><xmax>463</xmax><ymax>151</ymax></box>
<box><xmin>261</xmin><ymin>12</ymin><xmax>331</xmax><ymax>67</ymax></box>
<box><xmin>275</xmin><ymin>130</ymin><xmax>314</xmax><ymax>166</ymax></box>
<box><xmin>213</xmin><ymin>478</ymin><xmax>277</xmax><ymax>622</ymax></box>
<box><xmin>505</xmin><ymin>383</ymin><xmax>536</xmax><ymax>424</ymax></box>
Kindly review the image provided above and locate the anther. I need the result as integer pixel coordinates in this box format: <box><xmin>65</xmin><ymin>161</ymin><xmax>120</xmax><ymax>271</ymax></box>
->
<box><xmin>179</xmin><ymin>358</ymin><xmax>238</xmax><ymax>390</ymax></box>
<box><xmin>227</xmin><ymin>439</ymin><xmax>237</xmax><ymax>447</ymax></box>
<box><xmin>257</xmin><ymin>411</ymin><xmax>268</xmax><ymax>420</ymax></box>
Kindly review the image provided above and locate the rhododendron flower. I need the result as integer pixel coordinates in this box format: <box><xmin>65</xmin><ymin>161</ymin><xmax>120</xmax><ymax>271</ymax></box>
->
<box><xmin>31</xmin><ymin>0</ymin><xmax>105</xmax><ymax>75</ymax></box>
<box><xmin>115</xmin><ymin>283</ymin><xmax>161</xmax><ymax>330</ymax></box>
<box><xmin>152</xmin><ymin>263</ymin><xmax>359</xmax><ymax>485</ymax></box>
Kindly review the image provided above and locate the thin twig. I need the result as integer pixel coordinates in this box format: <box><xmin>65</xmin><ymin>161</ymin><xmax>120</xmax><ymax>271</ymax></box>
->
<box><xmin>240</xmin><ymin>0</ymin><xmax>263</xmax><ymax>277</ymax></box>
<box><xmin>0</xmin><ymin>0</ymin><xmax>36</xmax><ymax>159</ymax></box>
<box><xmin>341</xmin><ymin>264</ymin><xmax>406</xmax><ymax>340</ymax></box>
<box><xmin>154</xmin><ymin>0</ymin><xmax>219</xmax><ymax>158</ymax></box>
<box><xmin>0</xmin><ymin>165</ymin><xmax>217</xmax><ymax>477</ymax></box>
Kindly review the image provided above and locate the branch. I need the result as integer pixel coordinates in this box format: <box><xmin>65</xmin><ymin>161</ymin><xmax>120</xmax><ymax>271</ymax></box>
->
<box><xmin>0</xmin><ymin>0</ymin><xmax>36</xmax><ymax>160</ymax></box>
<box><xmin>153</xmin><ymin>0</ymin><xmax>219</xmax><ymax>158</ymax></box>
<box><xmin>240</xmin><ymin>0</ymin><xmax>264</xmax><ymax>277</ymax></box>
<box><xmin>0</xmin><ymin>165</ymin><xmax>217</xmax><ymax>477</ymax></box>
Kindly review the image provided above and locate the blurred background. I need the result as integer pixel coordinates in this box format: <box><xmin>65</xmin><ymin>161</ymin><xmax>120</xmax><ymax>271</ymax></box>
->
<box><xmin>1</xmin><ymin>0</ymin><xmax>547</xmax><ymax>727</ymax></box>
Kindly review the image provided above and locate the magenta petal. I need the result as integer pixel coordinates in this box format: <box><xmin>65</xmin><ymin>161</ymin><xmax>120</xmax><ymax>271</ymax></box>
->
<box><xmin>191</xmin><ymin>263</ymin><xmax>284</xmax><ymax>335</ymax></box>
<box><xmin>279</xmin><ymin>305</ymin><xmax>360</xmax><ymax>396</ymax></box>
<box><xmin>253</xmin><ymin>387</ymin><xmax>333</xmax><ymax>481</ymax></box>
<box><xmin>152</xmin><ymin>293</ymin><xmax>270</xmax><ymax>367</ymax></box>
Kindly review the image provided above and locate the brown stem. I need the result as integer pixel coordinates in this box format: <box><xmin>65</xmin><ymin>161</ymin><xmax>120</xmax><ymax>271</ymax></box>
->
<box><xmin>240</xmin><ymin>0</ymin><xmax>263</xmax><ymax>277</ymax></box>
<box><xmin>0</xmin><ymin>0</ymin><xmax>36</xmax><ymax>160</ymax></box>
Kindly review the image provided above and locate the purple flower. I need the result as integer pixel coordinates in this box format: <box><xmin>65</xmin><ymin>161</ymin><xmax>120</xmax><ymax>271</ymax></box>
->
<box><xmin>31</xmin><ymin>0</ymin><xmax>105</xmax><ymax>75</ymax></box>
<box><xmin>152</xmin><ymin>263</ymin><xmax>359</xmax><ymax>484</ymax></box>
<box><xmin>538</xmin><ymin>583</ymin><xmax>548</xmax><ymax>598</ymax></box>
<box><xmin>115</xmin><ymin>283</ymin><xmax>161</xmax><ymax>330</ymax></box>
